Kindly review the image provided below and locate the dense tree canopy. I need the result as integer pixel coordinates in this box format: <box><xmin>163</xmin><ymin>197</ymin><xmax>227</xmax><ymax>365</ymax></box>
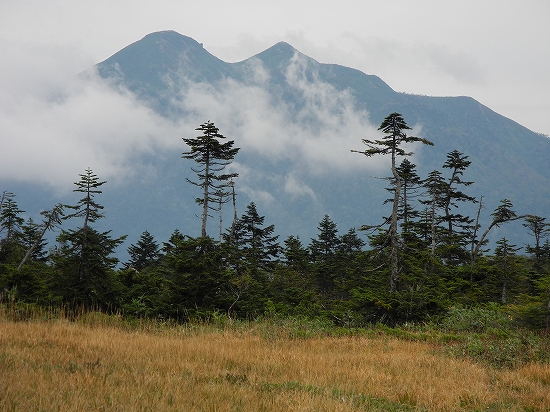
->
<box><xmin>1</xmin><ymin>117</ymin><xmax>549</xmax><ymax>330</ymax></box>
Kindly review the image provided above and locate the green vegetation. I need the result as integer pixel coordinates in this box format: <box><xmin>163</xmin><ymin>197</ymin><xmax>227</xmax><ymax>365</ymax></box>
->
<box><xmin>1</xmin><ymin>115</ymin><xmax>550</xmax><ymax>337</ymax></box>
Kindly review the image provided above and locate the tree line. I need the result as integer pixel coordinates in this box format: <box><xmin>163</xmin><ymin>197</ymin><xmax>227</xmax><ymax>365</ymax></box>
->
<box><xmin>1</xmin><ymin>115</ymin><xmax>549</xmax><ymax>328</ymax></box>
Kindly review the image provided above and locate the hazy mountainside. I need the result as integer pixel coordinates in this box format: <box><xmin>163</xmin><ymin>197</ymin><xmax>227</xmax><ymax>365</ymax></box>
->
<box><xmin>4</xmin><ymin>30</ymin><xmax>549</xmax><ymax>260</ymax></box>
<box><xmin>96</xmin><ymin>32</ymin><xmax>549</xmax><ymax>240</ymax></box>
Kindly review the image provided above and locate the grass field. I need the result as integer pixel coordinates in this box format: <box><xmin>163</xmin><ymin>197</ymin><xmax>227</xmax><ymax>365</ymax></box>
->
<box><xmin>1</xmin><ymin>309</ymin><xmax>550</xmax><ymax>411</ymax></box>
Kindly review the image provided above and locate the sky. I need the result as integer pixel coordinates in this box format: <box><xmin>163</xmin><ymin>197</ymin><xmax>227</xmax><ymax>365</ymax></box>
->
<box><xmin>1</xmin><ymin>0</ymin><xmax>549</xmax><ymax>193</ymax></box>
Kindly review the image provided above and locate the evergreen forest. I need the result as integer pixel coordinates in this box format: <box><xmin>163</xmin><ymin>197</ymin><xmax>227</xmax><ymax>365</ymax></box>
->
<box><xmin>2</xmin><ymin>114</ymin><xmax>550</xmax><ymax>330</ymax></box>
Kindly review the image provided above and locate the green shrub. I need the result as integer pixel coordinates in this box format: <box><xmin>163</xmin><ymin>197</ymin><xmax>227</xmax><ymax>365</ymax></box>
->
<box><xmin>437</xmin><ymin>303</ymin><xmax>514</xmax><ymax>334</ymax></box>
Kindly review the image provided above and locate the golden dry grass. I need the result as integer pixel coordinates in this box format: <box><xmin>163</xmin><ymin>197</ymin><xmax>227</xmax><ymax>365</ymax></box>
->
<box><xmin>1</xmin><ymin>315</ymin><xmax>550</xmax><ymax>411</ymax></box>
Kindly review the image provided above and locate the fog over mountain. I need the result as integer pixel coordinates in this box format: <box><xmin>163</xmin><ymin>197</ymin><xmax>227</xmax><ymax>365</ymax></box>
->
<box><xmin>2</xmin><ymin>31</ymin><xmax>549</xmax><ymax>259</ymax></box>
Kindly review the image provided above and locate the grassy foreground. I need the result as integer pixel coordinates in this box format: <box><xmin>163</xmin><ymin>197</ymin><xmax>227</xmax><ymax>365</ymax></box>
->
<box><xmin>1</xmin><ymin>310</ymin><xmax>550</xmax><ymax>411</ymax></box>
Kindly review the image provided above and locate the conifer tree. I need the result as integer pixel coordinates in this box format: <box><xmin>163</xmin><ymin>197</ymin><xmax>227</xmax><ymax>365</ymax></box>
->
<box><xmin>0</xmin><ymin>198</ymin><xmax>25</xmax><ymax>244</ymax></box>
<box><xmin>309</xmin><ymin>215</ymin><xmax>340</xmax><ymax>260</ymax></box>
<box><xmin>384</xmin><ymin>159</ymin><xmax>424</xmax><ymax>253</ymax></box>
<box><xmin>471</xmin><ymin>199</ymin><xmax>526</xmax><ymax>266</ymax></box>
<box><xmin>18</xmin><ymin>204</ymin><xmax>64</xmax><ymax>270</ymax></box>
<box><xmin>437</xmin><ymin>150</ymin><xmax>477</xmax><ymax>263</ymax></box>
<box><xmin>182</xmin><ymin>122</ymin><xmax>239</xmax><ymax>238</ymax></box>
<box><xmin>441</xmin><ymin>150</ymin><xmax>476</xmax><ymax>235</ymax></box>
<box><xmin>222</xmin><ymin>202</ymin><xmax>280</xmax><ymax>315</ymax></box>
<box><xmin>309</xmin><ymin>215</ymin><xmax>341</xmax><ymax>298</ymax></box>
<box><xmin>335</xmin><ymin>228</ymin><xmax>366</xmax><ymax>300</ymax></box>
<box><xmin>125</xmin><ymin>230</ymin><xmax>161</xmax><ymax>271</ymax></box>
<box><xmin>0</xmin><ymin>198</ymin><xmax>25</xmax><ymax>263</ymax></box>
<box><xmin>65</xmin><ymin>168</ymin><xmax>105</xmax><ymax>231</ymax></box>
<box><xmin>162</xmin><ymin>229</ymin><xmax>185</xmax><ymax>256</ymax></box>
<box><xmin>53</xmin><ymin>169</ymin><xmax>126</xmax><ymax>308</ymax></box>
<box><xmin>352</xmin><ymin>113</ymin><xmax>433</xmax><ymax>291</ymax></box>
<box><xmin>420</xmin><ymin>170</ymin><xmax>448</xmax><ymax>255</ymax></box>
<box><xmin>230</xmin><ymin>202</ymin><xmax>280</xmax><ymax>275</ymax></box>
<box><xmin>491</xmin><ymin>237</ymin><xmax>521</xmax><ymax>304</ymax></box>
<box><xmin>395</xmin><ymin>159</ymin><xmax>423</xmax><ymax>227</ymax></box>
<box><xmin>269</xmin><ymin>236</ymin><xmax>316</xmax><ymax>316</ymax></box>
<box><xmin>0</xmin><ymin>191</ymin><xmax>15</xmax><ymax>214</ymax></box>
<box><xmin>282</xmin><ymin>235</ymin><xmax>311</xmax><ymax>272</ymax></box>
<box><xmin>156</xmin><ymin>234</ymin><xmax>228</xmax><ymax>318</ymax></box>
<box><xmin>523</xmin><ymin>215</ymin><xmax>550</xmax><ymax>271</ymax></box>
<box><xmin>338</xmin><ymin>228</ymin><xmax>366</xmax><ymax>256</ymax></box>
<box><xmin>20</xmin><ymin>219</ymin><xmax>48</xmax><ymax>262</ymax></box>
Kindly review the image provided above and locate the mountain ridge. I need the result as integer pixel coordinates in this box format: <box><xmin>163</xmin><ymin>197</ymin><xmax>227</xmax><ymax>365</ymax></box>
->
<box><xmin>3</xmin><ymin>30</ymin><xmax>548</xmax><ymax>261</ymax></box>
<box><xmin>83</xmin><ymin>30</ymin><xmax>550</xmax><ymax>247</ymax></box>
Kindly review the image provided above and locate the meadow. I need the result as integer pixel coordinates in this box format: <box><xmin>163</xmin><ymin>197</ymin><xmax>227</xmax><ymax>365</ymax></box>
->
<box><xmin>1</xmin><ymin>307</ymin><xmax>550</xmax><ymax>411</ymax></box>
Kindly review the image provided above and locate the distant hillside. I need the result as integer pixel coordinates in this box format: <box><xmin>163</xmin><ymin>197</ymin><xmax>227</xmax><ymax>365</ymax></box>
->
<box><xmin>94</xmin><ymin>31</ymin><xmax>550</xmax><ymax>245</ymax></box>
<box><xmin>5</xmin><ymin>30</ymin><xmax>549</xmax><ymax>260</ymax></box>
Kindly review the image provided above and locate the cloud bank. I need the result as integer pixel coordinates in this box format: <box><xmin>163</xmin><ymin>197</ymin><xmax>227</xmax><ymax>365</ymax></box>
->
<box><xmin>1</xmin><ymin>43</ymin><xmax>394</xmax><ymax>199</ymax></box>
<box><xmin>0</xmin><ymin>40</ymin><xmax>184</xmax><ymax>192</ymax></box>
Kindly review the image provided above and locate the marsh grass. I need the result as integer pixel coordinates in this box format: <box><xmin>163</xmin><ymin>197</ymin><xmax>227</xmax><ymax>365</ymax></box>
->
<box><xmin>1</xmin><ymin>305</ymin><xmax>550</xmax><ymax>411</ymax></box>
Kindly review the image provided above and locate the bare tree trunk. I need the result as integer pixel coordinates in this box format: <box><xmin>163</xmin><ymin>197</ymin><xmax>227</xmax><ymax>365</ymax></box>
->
<box><xmin>472</xmin><ymin>215</ymin><xmax>527</xmax><ymax>266</ymax></box>
<box><xmin>201</xmin><ymin>157</ymin><xmax>210</xmax><ymax>238</ymax></box>
<box><xmin>18</xmin><ymin>224</ymin><xmax>48</xmax><ymax>271</ymax></box>
<box><xmin>501</xmin><ymin>275</ymin><xmax>508</xmax><ymax>304</ymax></box>
<box><xmin>18</xmin><ymin>204</ymin><xmax>64</xmax><ymax>271</ymax></box>
<box><xmin>389</xmin><ymin>148</ymin><xmax>401</xmax><ymax>292</ymax></box>
<box><xmin>470</xmin><ymin>197</ymin><xmax>483</xmax><ymax>279</ymax></box>
<box><xmin>218</xmin><ymin>196</ymin><xmax>223</xmax><ymax>242</ymax></box>
<box><xmin>230</xmin><ymin>179</ymin><xmax>237</xmax><ymax>240</ymax></box>
<box><xmin>430</xmin><ymin>200</ymin><xmax>436</xmax><ymax>256</ymax></box>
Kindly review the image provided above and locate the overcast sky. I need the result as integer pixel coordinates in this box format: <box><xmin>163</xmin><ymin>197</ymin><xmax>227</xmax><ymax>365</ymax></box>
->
<box><xmin>1</xmin><ymin>0</ymin><xmax>549</xmax><ymax>191</ymax></box>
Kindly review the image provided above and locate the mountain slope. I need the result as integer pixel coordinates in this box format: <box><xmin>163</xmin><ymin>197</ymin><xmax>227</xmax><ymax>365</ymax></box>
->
<box><xmin>4</xmin><ymin>30</ymin><xmax>548</xmax><ymax>260</ymax></box>
<box><xmin>96</xmin><ymin>31</ymin><xmax>241</xmax><ymax>114</ymax></box>
<box><xmin>98</xmin><ymin>32</ymin><xmax>550</xmax><ymax>213</ymax></box>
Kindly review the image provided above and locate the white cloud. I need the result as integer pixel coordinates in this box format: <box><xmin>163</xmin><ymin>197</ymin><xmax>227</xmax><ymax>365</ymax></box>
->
<box><xmin>0</xmin><ymin>39</ymin><xmax>185</xmax><ymax>192</ymax></box>
<box><xmin>239</xmin><ymin>186</ymin><xmax>276</xmax><ymax>207</ymax></box>
<box><xmin>0</xmin><ymin>41</ymin><xmax>400</xmax><ymax>198</ymax></box>
<box><xmin>283</xmin><ymin>173</ymin><xmax>317</xmax><ymax>201</ymax></box>
<box><xmin>175</xmin><ymin>53</ymin><xmax>387</xmax><ymax>174</ymax></box>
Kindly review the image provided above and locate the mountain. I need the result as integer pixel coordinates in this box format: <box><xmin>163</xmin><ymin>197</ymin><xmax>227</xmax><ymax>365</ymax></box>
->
<box><xmin>6</xmin><ymin>30</ymin><xmax>550</xmax><ymax>260</ymax></box>
<box><xmin>97</xmin><ymin>31</ymin><xmax>241</xmax><ymax>115</ymax></box>
<box><xmin>96</xmin><ymin>32</ymin><xmax>550</xmax><ymax>208</ymax></box>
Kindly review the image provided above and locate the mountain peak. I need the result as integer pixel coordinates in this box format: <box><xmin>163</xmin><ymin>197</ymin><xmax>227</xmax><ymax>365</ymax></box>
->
<box><xmin>96</xmin><ymin>30</ymin><xmax>235</xmax><ymax>100</ymax></box>
<box><xmin>271</xmin><ymin>41</ymin><xmax>298</xmax><ymax>52</ymax></box>
<box><xmin>248</xmin><ymin>41</ymin><xmax>316</xmax><ymax>68</ymax></box>
<box><xmin>139</xmin><ymin>30</ymin><xmax>205</xmax><ymax>53</ymax></box>
<box><xmin>97</xmin><ymin>30</ymin><xmax>207</xmax><ymax>69</ymax></box>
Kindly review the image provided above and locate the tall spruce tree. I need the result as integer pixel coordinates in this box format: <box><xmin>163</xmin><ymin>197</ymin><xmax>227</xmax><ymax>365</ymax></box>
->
<box><xmin>282</xmin><ymin>235</ymin><xmax>311</xmax><ymax>273</ymax></box>
<box><xmin>309</xmin><ymin>215</ymin><xmax>341</xmax><ymax>298</ymax></box>
<box><xmin>269</xmin><ymin>236</ymin><xmax>316</xmax><ymax>316</ymax></box>
<box><xmin>182</xmin><ymin>122</ymin><xmax>239</xmax><ymax>238</ymax></box>
<box><xmin>230</xmin><ymin>202</ymin><xmax>280</xmax><ymax>275</ymax></box>
<box><xmin>441</xmin><ymin>150</ymin><xmax>476</xmax><ymax>235</ymax></box>
<box><xmin>491</xmin><ymin>237</ymin><xmax>521</xmax><ymax>304</ymax></box>
<box><xmin>438</xmin><ymin>150</ymin><xmax>477</xmax><ymax>263</ymax></box>
<box><xmin>18</xmin><ymin>204</ymin><xmax>64</xmax><ymax>270</ymax></box>
<box><xmin>523</xmin><ymin>215</ymin><xmax>550</xmax><ymax>271</ymax></box>
<box><xmin>352</xmin><ymin>113</ymin><xmax>433</xmax><ymax>292</ymax></box>
<box><xmin>420</xmin><ymin>170</ymin><xmax>448</xmax><ymax>255</ymax></box>
<box><xmin>309</xmin><ymin>215</ymin><xmax>340</xmax><ymax>261</ymax></box>
<box><xmin>161</xmin><ymin>234</ymin><xmax>229</xmax><ymax>318</ymax></box>
<box><xmin>62</xmin><ymin>168</ymin><xmax>106</xmax><ymax>281</ymax></box>
<box><xmin>0</xmin><ymin>198</ymin><xmax>25</xmax><ymax>263</ymax></box>
<box><xmin>125</xmin><ymin>230</ymin><xmax>161</xmax><ymax>271</ymax></box>
<box><xmin>384</xmin><ymin>159</ymin><xmax>424</xmax><ymax>252</ymax></box>
<box><xmin>395</xmin><ymin>159</ymin><xmax>423</xmax><ymax>228</ymax></box>
<box><xmin>53</xmin><ymin>169</ymin><xmax>126</xmax><ymax>308</ymax></box>
<box><xmin>222</xmin><ymin>202</ymin><xmax>280</xmax><ymax>315</ymax></box>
